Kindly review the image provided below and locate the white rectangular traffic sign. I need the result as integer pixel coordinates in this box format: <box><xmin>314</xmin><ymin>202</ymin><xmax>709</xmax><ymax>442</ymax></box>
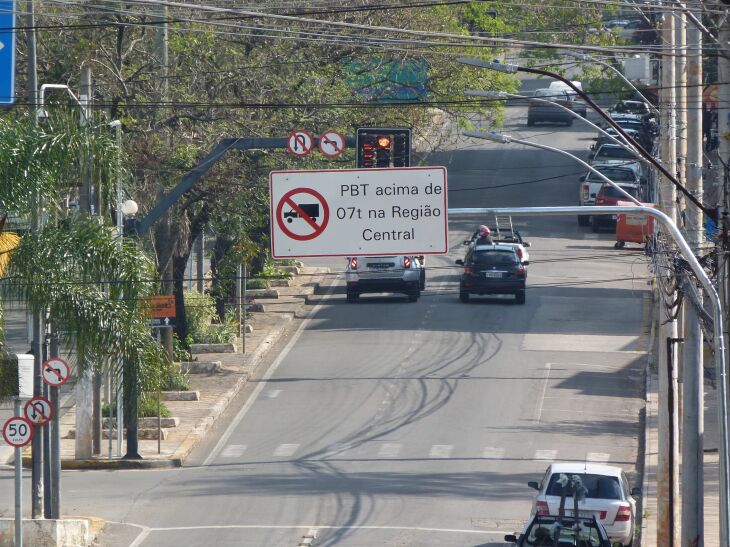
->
<box><xmin>270</xmin><ymin>167</ymin><xmax>448</xmax><ymax>258</ymax></box>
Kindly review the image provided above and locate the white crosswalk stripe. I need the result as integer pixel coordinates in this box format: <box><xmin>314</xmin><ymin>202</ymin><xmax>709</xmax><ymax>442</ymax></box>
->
<box><xmin>534</xmin><ymin>449</ymin><xmax>558</xmax><ymax>461</ymax></box>
<box><xmin>429</xmin><ymin>444</ymin><xmax>453</xmax><ymax>458</ymax></box>
<box><xmin>273</xmin><ymin>443</ymin><xmax>300</xmax><ymax>457</ymax></box>
<box><xmin>220</xmin><ymin>444</ymin><xmax>247</xmax><ymax>458</ymax></box>
<box><xmin>377</xmin><ymin>443</ymin><xmax>402</xmax><ymax>458</ymax></box>
<box><xmin>586</xmin><ymin>452</ymin><xmax>611</xmax><ymax>463</ymax></box>
<box><xmin>482</xmin><ymin>446</ymin><xmax>505</xmax><ymax>459</ymax></box>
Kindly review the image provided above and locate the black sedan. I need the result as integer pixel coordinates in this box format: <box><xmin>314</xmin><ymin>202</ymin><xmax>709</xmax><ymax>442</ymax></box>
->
<box><xmin>456</xmin><ymin>245</ymin><xmax>527</xmax><ymax>304</ymax></box>
<box><xmin>504</xmin><ymin>513</ymin><xmax>613</xmax><ymax>547</ymax></box>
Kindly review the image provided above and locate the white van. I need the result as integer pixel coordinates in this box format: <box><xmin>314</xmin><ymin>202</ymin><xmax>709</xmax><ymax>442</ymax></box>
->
<box><xmin>548</xmin><ymin>81</ymin><xmax>586</xmax><ymax>116</ymax></box>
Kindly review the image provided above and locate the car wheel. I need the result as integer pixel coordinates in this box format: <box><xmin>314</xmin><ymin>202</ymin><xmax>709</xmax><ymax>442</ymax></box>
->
<box><xmin>459</xmin><ymin>292</ymin><xmax>470</xmax><ymax>303</ymax></box>
<box><xmin>578</xmin><ymin>214</ymin><xmax>590</xmax><ymax>226</ymax></box>
<box><xmin>591</xmin><ymin>218</ymin><xmax>600</xmax><ymax>233</ymax></box>
<box><xmin>515</xmin><ymin>291</ymin><xmax>526</xmax><ymax>305</ymax></box>
<box><xmin>346</xmin><ymin>290</ymin><xmax>359</xmax><ymax>303</ymax></box>
<box><xmin>419</xmin><ymin>270</ymin><xmax>426</xmax><ymax>291</ymax></box>
<box><xmin>407</xmin><ymin>289</ymin><xmax>420</xmax><ymax>302</ymax></box>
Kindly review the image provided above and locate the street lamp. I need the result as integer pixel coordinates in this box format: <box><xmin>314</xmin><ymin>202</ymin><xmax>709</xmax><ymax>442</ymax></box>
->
<box><xmin>464</xmin><ymin>130</ymin><xmax>642</xmax><ymax>206</ymax></box>
<box><xmin>561</xmin><ymin>51</ymin><xmax>658</xmax><ymax>114</ymax></box>
<box><xmin>465</xmin><ymin>90</ymin><xmax>637</xmax><ymax>151</ymax></box>
<box><xmin>457</xmin><ymin>57</ymin><xmax>715</xmax><ymax>223</ymax></box>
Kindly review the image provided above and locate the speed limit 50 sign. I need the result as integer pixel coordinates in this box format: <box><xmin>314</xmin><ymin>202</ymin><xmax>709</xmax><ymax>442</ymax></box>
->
<box><xmin>270</xmin><ymin>167</ymin><xmax>448</xmax><ymax>258</ymax></box>
<box><xmin>2</xmin><ymin>416</ymin><xmax>33</xmax><ymax>448</ymax></box>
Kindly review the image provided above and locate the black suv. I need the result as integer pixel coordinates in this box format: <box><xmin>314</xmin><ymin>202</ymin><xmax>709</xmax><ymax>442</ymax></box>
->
<box><xmin>456</xmin><ymin>245</ymin><xmax>527</xmax><ymax>304</ymax></box>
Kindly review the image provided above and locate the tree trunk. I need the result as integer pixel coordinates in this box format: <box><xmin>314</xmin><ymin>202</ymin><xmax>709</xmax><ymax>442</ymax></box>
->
<box><xmin>210</xmin><ymin>236</ymin><xmax>232</xmax><ymax>321</ymax></box>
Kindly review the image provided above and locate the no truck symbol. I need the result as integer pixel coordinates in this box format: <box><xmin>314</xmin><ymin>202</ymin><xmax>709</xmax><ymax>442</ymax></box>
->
<box><xmin>276</xmin><ymin>188</ymin><xmax>330</xmax><ymax>241</ymax></box>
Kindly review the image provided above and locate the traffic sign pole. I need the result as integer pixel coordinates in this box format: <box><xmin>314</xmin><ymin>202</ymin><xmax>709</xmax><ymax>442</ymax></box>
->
<box><xmin>13</xmin><ymin>398</ymin><xmax>22</xmax><ymax>547</ymax></box>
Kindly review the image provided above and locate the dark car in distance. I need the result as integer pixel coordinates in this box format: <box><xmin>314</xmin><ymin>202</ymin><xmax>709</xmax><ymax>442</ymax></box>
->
<box><xmin>456</xmin><ymin>245</ymin><xmax>527</xmax><ymax>304</ymax></box>
<box><xmin>527</xmin><ymin>88</ymin><xmax>575</xmax><ymax>126</ymax></box>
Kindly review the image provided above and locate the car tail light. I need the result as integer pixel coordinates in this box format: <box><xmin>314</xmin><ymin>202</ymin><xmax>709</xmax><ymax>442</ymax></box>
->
<box><xmin>349</xmin><ymin>257</ymin><xmax>358</xmax><ymax>270</ymax></box>
<box><xmin>516</xmin><ymin>247</ymin><xmax>523</xmax><ymax>258</ymax></box>
<box><xmin>403</xmin><ymin>256</ymin><xmax>411</xmax><ymax>268</ymax></box>
<box><xmin>464</xmin><ymin>266</ymin><xmax>475</xmax><ymax>275</ymax></box>
<box><xmin>514</xmin><ymin>266</ymin><xmax>526</xmax><ymax>277</ymax></box>
<box><xmin>536</xmin><ymin>501</ymin><xmax>549</xmax><ymax>516</ymax></box>
<box><xmin>615</xmin><ymin>504</ymin><xmax>631</xmax><ymax>522</ymax></box>
<box><xmin>582</xmin><ymin>183</ymin><xmax>589</xmax><ymax>201</ymax></box>
<box><xmin>599</xmin><ymin>511</ymin><xmax>607</xmax><ymax>520</ymax></box>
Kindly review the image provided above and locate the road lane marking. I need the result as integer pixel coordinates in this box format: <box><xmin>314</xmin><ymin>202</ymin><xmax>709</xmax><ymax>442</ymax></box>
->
<box><xmin>534</xmin><ymin>449</ymin><xmax>558</xmax><ymax>460</ymax></box>
<box><xmin>586</xmin><ymin>452</ymin><xmax>611</xmax><ymax>463</ymax></box>
<box><xmin>534</xmin><ymin>363</ymin><xmax>551</xmax><ymax>423</ymax></box>
<box><xmin>126</xmin><ymin>523</ymin><xmax>503</xmax><ymax>536</ymax></box>
<box><xmin>273</xmin><ymin>443</ymin><xmax>300</xmax><ymax>457</ymax></box>
<box><xmin>377</xmin><ymin>443</ymin><xmax>402</xmax><ymax>458</ymax></box>
<box><xmin>220</xmin><ymin>444</ymin><xmax>247</xmax><ymax>458</ymax></box>
<box><xmin>429</xmin><ymin>444</ymin><xmax>453</xmax><ymax>458</ymax></box>
<box><xmin>203</xmin><ymin>279</ymin><xmax>338</xmax><ymax>466</ymax></box>
<box><xmin>482</xmin><ymin>446</ymin><xmax>505</xmax><ymax>459</ymax></box>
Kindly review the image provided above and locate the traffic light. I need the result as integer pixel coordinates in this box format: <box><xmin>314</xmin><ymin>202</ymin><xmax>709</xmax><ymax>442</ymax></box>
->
<box><xmin>356</xmin><ymin>128</ymin><xmax>411</xmax><ymax>168</ymax></box>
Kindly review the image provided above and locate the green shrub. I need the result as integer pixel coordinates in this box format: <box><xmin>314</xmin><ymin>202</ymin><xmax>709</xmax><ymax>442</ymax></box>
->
<box><xmin>162</xmin><ymin>361</ymin><xmax>190</xmax><ymax>391</ymax></box>
<box><xmin>172</xmin><ymin>334</ymin><xmax>191</xmax><ymax>362</ymax></box>
<box><xmin>102</xmin><ymin>397</ymin><xmax>171</xmax><ymax>418</ymax></box>
<box><xmin>183</xmin><ymin>291</ymin><xmax>238</xmax><ymax>344</ymax></box>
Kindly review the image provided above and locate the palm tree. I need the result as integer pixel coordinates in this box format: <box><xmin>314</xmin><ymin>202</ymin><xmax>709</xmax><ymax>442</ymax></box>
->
<box><xmin>0</xmin><ymin>110</ymin><xmax>166</xmax><ymax>400</ymax></box>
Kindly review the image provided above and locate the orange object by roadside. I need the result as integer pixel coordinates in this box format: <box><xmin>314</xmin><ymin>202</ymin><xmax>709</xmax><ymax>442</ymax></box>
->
<box><xmin>616</xmin><ymin>201</ymin><xmax>655</xmax><ymax>244</ymax></box>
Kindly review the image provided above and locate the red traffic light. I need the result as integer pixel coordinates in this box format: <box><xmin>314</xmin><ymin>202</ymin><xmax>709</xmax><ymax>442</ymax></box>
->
<box><xmin>376</xmin><ymin>136</ymin><xmax>392</xmax><ymax>149</ymax></box>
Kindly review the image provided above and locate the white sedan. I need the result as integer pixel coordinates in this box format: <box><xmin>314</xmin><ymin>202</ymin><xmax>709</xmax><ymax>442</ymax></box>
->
<box><xmin>527</xmin><ymin>462</ymin><xmax>640</xmax><ymax>546</ymax></box>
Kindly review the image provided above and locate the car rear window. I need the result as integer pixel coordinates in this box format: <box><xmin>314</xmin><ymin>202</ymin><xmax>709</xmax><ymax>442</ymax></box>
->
<box><xmin>600</xmin><ymin>185</ymin><xmax>639</xmax><ymax>198</ymax></box>
<box><xmin>472</xmin><ymin>251</ymin><xmax>518</xmax><ymax>267</ymax></box>
<box><xmin>546</xmin><ymin>473</ymin><xmax>622</xmax><ymax>500</ymax></box>
<box><xmin>596</xmin><ymin>147</ymin><xmax>638</xmax><ymax>159</ymax></box>
<box><xmin>587</xmin><ymin>168</ymin><xmax>636</xmax><ymax>182</ymax></box>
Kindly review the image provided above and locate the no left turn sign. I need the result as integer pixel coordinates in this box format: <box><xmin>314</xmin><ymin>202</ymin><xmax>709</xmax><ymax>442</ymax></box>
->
<box><xmin>2</xmin><ymin>416</ymin><xmax>33</xmax><ymax>448</ymax></box>
<box><xmin>275</xmin><ymin>187</ymin><xmax>330</xmax><ymax>241</ymax></box>
<box><xmin>24</xmin><ymin>396</ymin><xmax>53</xmax><ymax>426</ymax></box>
<box><xmin>318</xmin><ymin>130</ymin><xmax>346</xmax><ymax>158</ymax></box>
<box><xmin>42</xmin><ymin>357</ymin><xmax>70</xmax><ymax>387</ymax></box>
<box><xmin>287</xmin><ymin>130</ymin><xmax>314</xmax><ymax>156</ymax></box>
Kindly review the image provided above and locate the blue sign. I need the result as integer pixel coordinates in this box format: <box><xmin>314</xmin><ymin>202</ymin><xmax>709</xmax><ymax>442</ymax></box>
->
<box><xmin>0</xmin><ymin>0</ymin><xmax>15</xmax><ymax>105</ymax></box>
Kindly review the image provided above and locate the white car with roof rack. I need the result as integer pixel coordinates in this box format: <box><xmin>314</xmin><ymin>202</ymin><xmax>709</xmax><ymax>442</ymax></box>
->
<box><xmin>344</xmin><ymin>255</ymin><xmax>425</xmax><ymax>302</ymax></box>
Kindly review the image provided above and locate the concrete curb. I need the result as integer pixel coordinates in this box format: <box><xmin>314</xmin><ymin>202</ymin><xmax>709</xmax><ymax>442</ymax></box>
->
<box><xmin>640</xmin><ymin>289</ymin><xmax>659</xmax><ymax>547</ymax></box>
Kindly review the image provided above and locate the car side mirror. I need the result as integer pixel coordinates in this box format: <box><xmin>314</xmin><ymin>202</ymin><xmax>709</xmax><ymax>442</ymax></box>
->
<box><xmin>523</xmin><ymin>242</ymin><xmax>531</xmax><ymax>248</ymax></box>
<box><xmin>455</xmin><ymin>259</ymin><xmax>464</xmax><ymax>266</ymax></box>
<box><xmin>463</xmin><ymin>239</ymin><xmax>471</xmax><ymax>245</ymax></box>
<box><xmin>504</xmin><ymin>534</ymin><xmax>518</xmax><ymax>543</ymax></box>
<box><xmin>527</xmin><ymin>481</ymin><xmax>540</xmax><ymax>490</ymax></box>
<box><xmin>630</xmin><ymin>486</ymin><xmax>642</xmax><ymax>497</ymax></box>
<box><xmin>579</xmin><ymin>175</ymin><xmax>586</xmax><ymax>182</ymax></box>
<box><xmin>522</xmin><ymin>260</ymin><xmax>530</xmax><ymax>266</ymax></box>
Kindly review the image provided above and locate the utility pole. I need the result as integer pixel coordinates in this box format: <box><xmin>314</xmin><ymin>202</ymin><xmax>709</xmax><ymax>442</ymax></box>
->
<box><xmin>25</xmin><ymin>0</ymin><xmax>44</xmax><ymax>520</ymax></box>
<box><xmin>75</xmin><ymin>66</ymin><xmax>94</xmax><ymax>460</ymax></box>
<box><xmin>657</xmin><ymin>6</ymin><xmax>680</xmax><ymax>546</ymax></box>
<box><xmin>718</xmin><ymin>22</ymin><xmax>730</xmax><ymax>547</ymax></box>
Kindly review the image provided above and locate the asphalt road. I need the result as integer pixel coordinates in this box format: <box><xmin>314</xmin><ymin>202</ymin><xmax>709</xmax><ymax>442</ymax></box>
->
<box><xmin>0</xmin><ymin>95</ymin><xmax>650</xmax><ymax>547</ymax></box>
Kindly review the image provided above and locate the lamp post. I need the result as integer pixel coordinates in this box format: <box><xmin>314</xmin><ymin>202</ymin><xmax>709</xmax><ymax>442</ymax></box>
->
<box><xmin>457</xmin><ymin>57</ymin><xmax>714</xmax><ymax>223</ymax></box>
<box><xmin>561</xmin><ymin>51</ymin><xmax>659</xmax><ymax>114</ymax></box>
<box><xmin>464</xmin><ymin>130</ymin><xmax>642</xmax><ymax>206</ymax></box>
<box><xmin>121</xmin><ymin>198</ymin><xmax>141</xmax><ymax>460</ymax></box>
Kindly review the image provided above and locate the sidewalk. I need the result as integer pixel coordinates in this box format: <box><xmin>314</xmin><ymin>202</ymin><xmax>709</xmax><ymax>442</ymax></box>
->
<box><xmin>1</xmin><ymin>264</ymin><xmax>335</xmax><ymax>470</ymax></box>
<box><xmin>641</xmin><ymin>360</ymin><xmax>722</xmax><ymax>546</ymax></box>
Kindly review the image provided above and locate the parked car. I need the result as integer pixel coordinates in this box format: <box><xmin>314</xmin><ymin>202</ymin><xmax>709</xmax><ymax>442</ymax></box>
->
<box><xmin>528</xmin><ymin>463</ymin><xmax>639</xmax><ymax>546</ymax></box>
<box><xmin>504</xmin><ymin>513</ymin><xmax>613</xmax><ymax>547</ymax></box>
<box><xmin>611</xmin><ymin>99</ymin><xmax>652</xmax><ymax>117</ymax></box>
<box><xmin>578</xmin><ymin>163</ymin><xmax>642</xmax><ymax>226</ymax></box>
<box><xmin>588</xmin><ymin>128</ymin><xmax>642</xmax><ymax>160</ymax></box>
<box><xmin>344</xmin><ymin>255</ymin><xmax>424</xmax><ymax>302</ymax></box>
<box><xmin>528</xmin><ymin>88</ymin><xmax>575</xmax><ymax>126</ymax></box>
<box><xmin>455</xmin><ymin>245</ymin><xmax>527</xmax><ymax>304</ymax></box>
<box><xmin>591</xmin><ymin>181</ymin><xmax>643</xmax><ymax>232</ymax></box>
<box><xmin>589</xmin><ymin>144</ymin><xmax>645</xmax><ymax>181</ymax></box>
<box><xmin>549</xmin><ymin>80</ymin><xmax>588</xmax><ymax>117</ymax></box>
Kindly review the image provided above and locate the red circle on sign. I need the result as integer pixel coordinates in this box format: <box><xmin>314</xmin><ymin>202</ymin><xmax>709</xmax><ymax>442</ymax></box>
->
<box><xmin>3</xmin><ymin>416</ymin><xmax>34</xmax><ymax>448</ymax></box>
<box><xmin>276</xmin><ymin>188</ymin><xmax>330</xmax><ymax>241</ymax></box>
<box><xmin>42</xmin><ymin>358</ymin><xmax>70</xmax><ymax>387</ymax></box>
<box><xmin>24</xmin><ymin>396</ymin><xmax>54</xmax><ymax>426</ymax></box>
<box><xmin>318</xmin><ymin>131</ymin><xmax>346</xmax><ymax>158</ymax></box>
<box><xmin>287</xmin><ymin>130</ymin><xmax>314</xmax><ymax>156</ymax></box>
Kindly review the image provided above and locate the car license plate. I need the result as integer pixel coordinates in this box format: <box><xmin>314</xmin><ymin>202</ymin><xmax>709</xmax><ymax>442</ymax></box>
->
<box><xmin>566</xmin><ymin>509</ymin><xmax>598</xmax><ymax>518</ymax></box>
<box><xmin>483</xmin><ymin>272</ymin><xmax>503</xmax><ymax>278</ymax></box>
<box><xmin>367</xmin><ymin>263</ymin><xmax>394</xmax><ymax>269</ymax></box>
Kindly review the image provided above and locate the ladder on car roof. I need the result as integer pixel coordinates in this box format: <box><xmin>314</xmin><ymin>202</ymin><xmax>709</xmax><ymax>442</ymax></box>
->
<box><xmin>494</xmin><ymin>215</ymin><xmax>515</xmax><ymax>241</ymax></box>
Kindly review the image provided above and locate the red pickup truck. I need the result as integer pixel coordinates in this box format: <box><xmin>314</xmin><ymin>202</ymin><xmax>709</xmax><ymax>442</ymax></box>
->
<box><xmin>591</xmin><ymin>182</ymin><xmax>642</xmax><ymax>233</ymax></box>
